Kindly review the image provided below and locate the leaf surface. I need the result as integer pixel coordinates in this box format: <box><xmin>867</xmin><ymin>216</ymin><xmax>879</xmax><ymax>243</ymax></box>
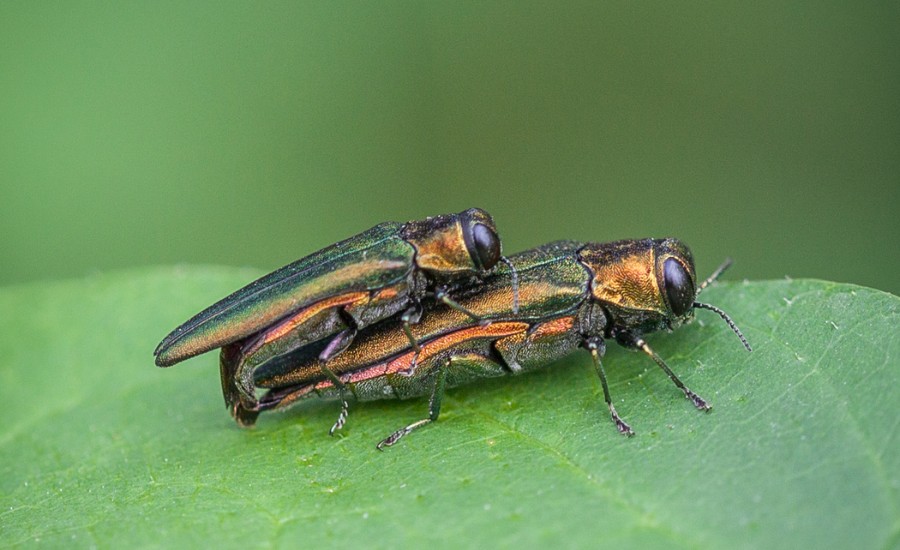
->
<box><xmin>1</xmin><ymin>269</ymin><xmax>896</xmax><ymax>548</ymax></box>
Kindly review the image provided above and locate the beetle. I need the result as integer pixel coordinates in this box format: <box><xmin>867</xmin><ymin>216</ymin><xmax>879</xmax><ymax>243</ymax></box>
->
<box><xmin>154</xmin><ymin>208</ymin><xmax>513</xmax><ymax>427</ymax></box>
<box><xmin>245</xmin><ymin>239</ymin><xmax>752</xmax><ymax>448</ymax></box>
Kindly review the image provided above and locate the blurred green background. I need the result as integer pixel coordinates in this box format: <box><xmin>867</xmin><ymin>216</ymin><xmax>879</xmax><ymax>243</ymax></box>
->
<box><xmin>2</xmin><ymin>2</ymin><xmax>897</xmax><ymax>293</ymax></box>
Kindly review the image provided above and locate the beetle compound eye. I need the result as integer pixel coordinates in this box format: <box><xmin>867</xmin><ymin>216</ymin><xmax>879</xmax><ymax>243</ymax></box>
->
<box><xmin>663</xmin><ymin>257</ymin><xmax>694</xmax><ymax>317</ymax></box>
<box><xmin>471</xmin><ymin>223</ymin><xmax>502</xmax><ymax>270</ymax></box>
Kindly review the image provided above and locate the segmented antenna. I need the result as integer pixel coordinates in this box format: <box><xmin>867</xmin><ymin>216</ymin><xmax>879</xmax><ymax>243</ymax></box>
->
<box><xmin>697</xmin><ymin>257</ymin><xmax>733</xmax><ymax>294</ymax></box>
<box><xmin>693</xmin><ymin>301</ymin><xmax>752</xmax><ymax>352</ymax></box>
<box><xmin>500</xmin><ymin>256</ymin><xmax>520</xmax><ymax>314</ymax></box>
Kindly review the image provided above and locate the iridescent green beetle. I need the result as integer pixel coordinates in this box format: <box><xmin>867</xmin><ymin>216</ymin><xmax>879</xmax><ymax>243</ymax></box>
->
<box><xmin>154</xmin><ymin>208</ymin><xmax>510</xmax><ymax>427</ymax></box>
<box><xmin>249</xmin><ymin>239</ymin><xmax>752</xmax><ymax>448</ymax></box>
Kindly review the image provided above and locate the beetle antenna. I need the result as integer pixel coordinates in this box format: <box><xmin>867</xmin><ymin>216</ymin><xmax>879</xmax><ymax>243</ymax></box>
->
<box><xmin>693</xmin><ymin>301</ymin><xmax>752</xmax><ymax>352</ymax></box>
<box><xmin>500</xmin><ymin>256</ymin><xmax>520</xmax><ymax>314</ymax></box>
<box><xmin>697</xmin><ymin>257</ymin><xmax>733</xmax><ymax>294</ymax></box>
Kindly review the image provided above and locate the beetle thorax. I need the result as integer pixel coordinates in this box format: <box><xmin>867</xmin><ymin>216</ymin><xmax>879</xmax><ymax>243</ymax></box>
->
<box><xmin>588</xmin><ymin>248</ymin><xmax>667</xmax><ymax>316</ymax></box>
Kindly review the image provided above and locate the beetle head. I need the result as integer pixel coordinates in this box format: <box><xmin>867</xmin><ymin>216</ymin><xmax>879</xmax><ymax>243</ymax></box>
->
<box><xmin>580</xmin><ymin>238</ymin><xmax>751</xmax><ymax>350</ymax></box>
<box><xmin>579</xmin><ymin>238</ymin><xmax>697</xmax><ymax>332</ymax></box>
<box><xmin>403</xmin><ymin>208</ymin><xmax>502</xmax><ymax>278</ymax></box>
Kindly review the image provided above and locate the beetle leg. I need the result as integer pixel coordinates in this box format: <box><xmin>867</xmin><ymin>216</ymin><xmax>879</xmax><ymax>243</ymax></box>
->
<box><xmin>376</xmin><ymin>361</ymin><xmax>447</xmax><ymax>450</ymax></box>
<box><xmin>583</xmin><ymin>336</ymin><xmax>634</xmax><ymax>436</ymax></box>
<box><xmin>256</xmin><ymin>382</ymin><xmax>317</xmax><ymax>413</ymax></box>
<box><xmin>317</xmin><ymin>360</ymin><xmax>350</xmax><ymax>436</ymax></box>
<box><xmin>317</xmin><ymin>327</ymin><xmax>358</xmax><ymax>435</ymax></box>
<box><xmin>632</xmin><ymin>336</ymin><xmax>711</xmax><ymax>411</ymax></box>
<box><xmin>400</xmin><ymin>303</ymin><xmax>424</xmax><ymax>374</ymax></box>
<box><xmin>319</xmin><ymin>326</ymin><xmax>357</xmax><ymax>361</ymax></box>
<box><xmin>433</xmin><ymin>287</ymin><xmax>487</xmax><ymax>326</ymax></box>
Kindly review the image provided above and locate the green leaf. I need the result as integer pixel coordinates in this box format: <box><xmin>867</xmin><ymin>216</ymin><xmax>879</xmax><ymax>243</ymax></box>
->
<box><xmin>1</xmin><ymin>269</ymin><xmax>897</xmax><ymax>548</ymax></box>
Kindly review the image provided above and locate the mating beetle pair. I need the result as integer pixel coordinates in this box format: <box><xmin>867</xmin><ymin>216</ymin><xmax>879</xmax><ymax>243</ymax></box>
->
<box><xmin>155</xmin><ymin>209</ymin><xmax>751</xmax><ymax>448</ymax></box>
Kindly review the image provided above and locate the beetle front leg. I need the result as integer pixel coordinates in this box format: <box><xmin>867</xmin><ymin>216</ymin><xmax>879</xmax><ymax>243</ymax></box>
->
<box><xmin>630</xmin><ymin>335</ymin><xmax>711</xmax><ymax>411</ymax></box>
<box><xmin>433</xmin><ymin>287</ymin><xmax>487</xmax><ymax>326</ymax></box>
<box><xmin>583</xmin><ymin>336</ymin><xmax>634</xmax><ymax>436</ymax></box>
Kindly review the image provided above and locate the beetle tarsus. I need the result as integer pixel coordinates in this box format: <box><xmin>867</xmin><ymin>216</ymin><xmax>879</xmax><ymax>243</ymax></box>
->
<box><xmin>376</xmin><ymin>361</ymin><xmax>447</xmax><ymax>449</ymax></box>
<box><xmin>317</xmin><ymin>357</ymin><xmax>353</xmax><ymax>434</ymax></box>
<box><xmin>329</xmin><ymin>399</ymin><xmax>349</xmax><ymax>435</ymax></box>
<box><xmin>377</xmin><ymin>419</ymin><xmax>430</xmax><ymax>450</ymax></box>
<box><xmin>685</xmin><ymin>389</ymin><xmax>711</xmax><ymax>411</ymax></box>
<box><xmin>609</xmin><ymin>403</ymin><xmax>634</xmax><ymax>436</ymax></box>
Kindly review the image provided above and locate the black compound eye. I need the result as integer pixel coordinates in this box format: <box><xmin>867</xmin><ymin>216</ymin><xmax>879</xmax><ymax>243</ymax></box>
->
<box><xmin>471</xmin><ymin>223</ymin><xmax>501</xmax><ymax>270</ymax></box>
<box><xmin>663</xmin><ymin>257</ymin><xmax>694</xmax><ymax>317</ymax></box>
